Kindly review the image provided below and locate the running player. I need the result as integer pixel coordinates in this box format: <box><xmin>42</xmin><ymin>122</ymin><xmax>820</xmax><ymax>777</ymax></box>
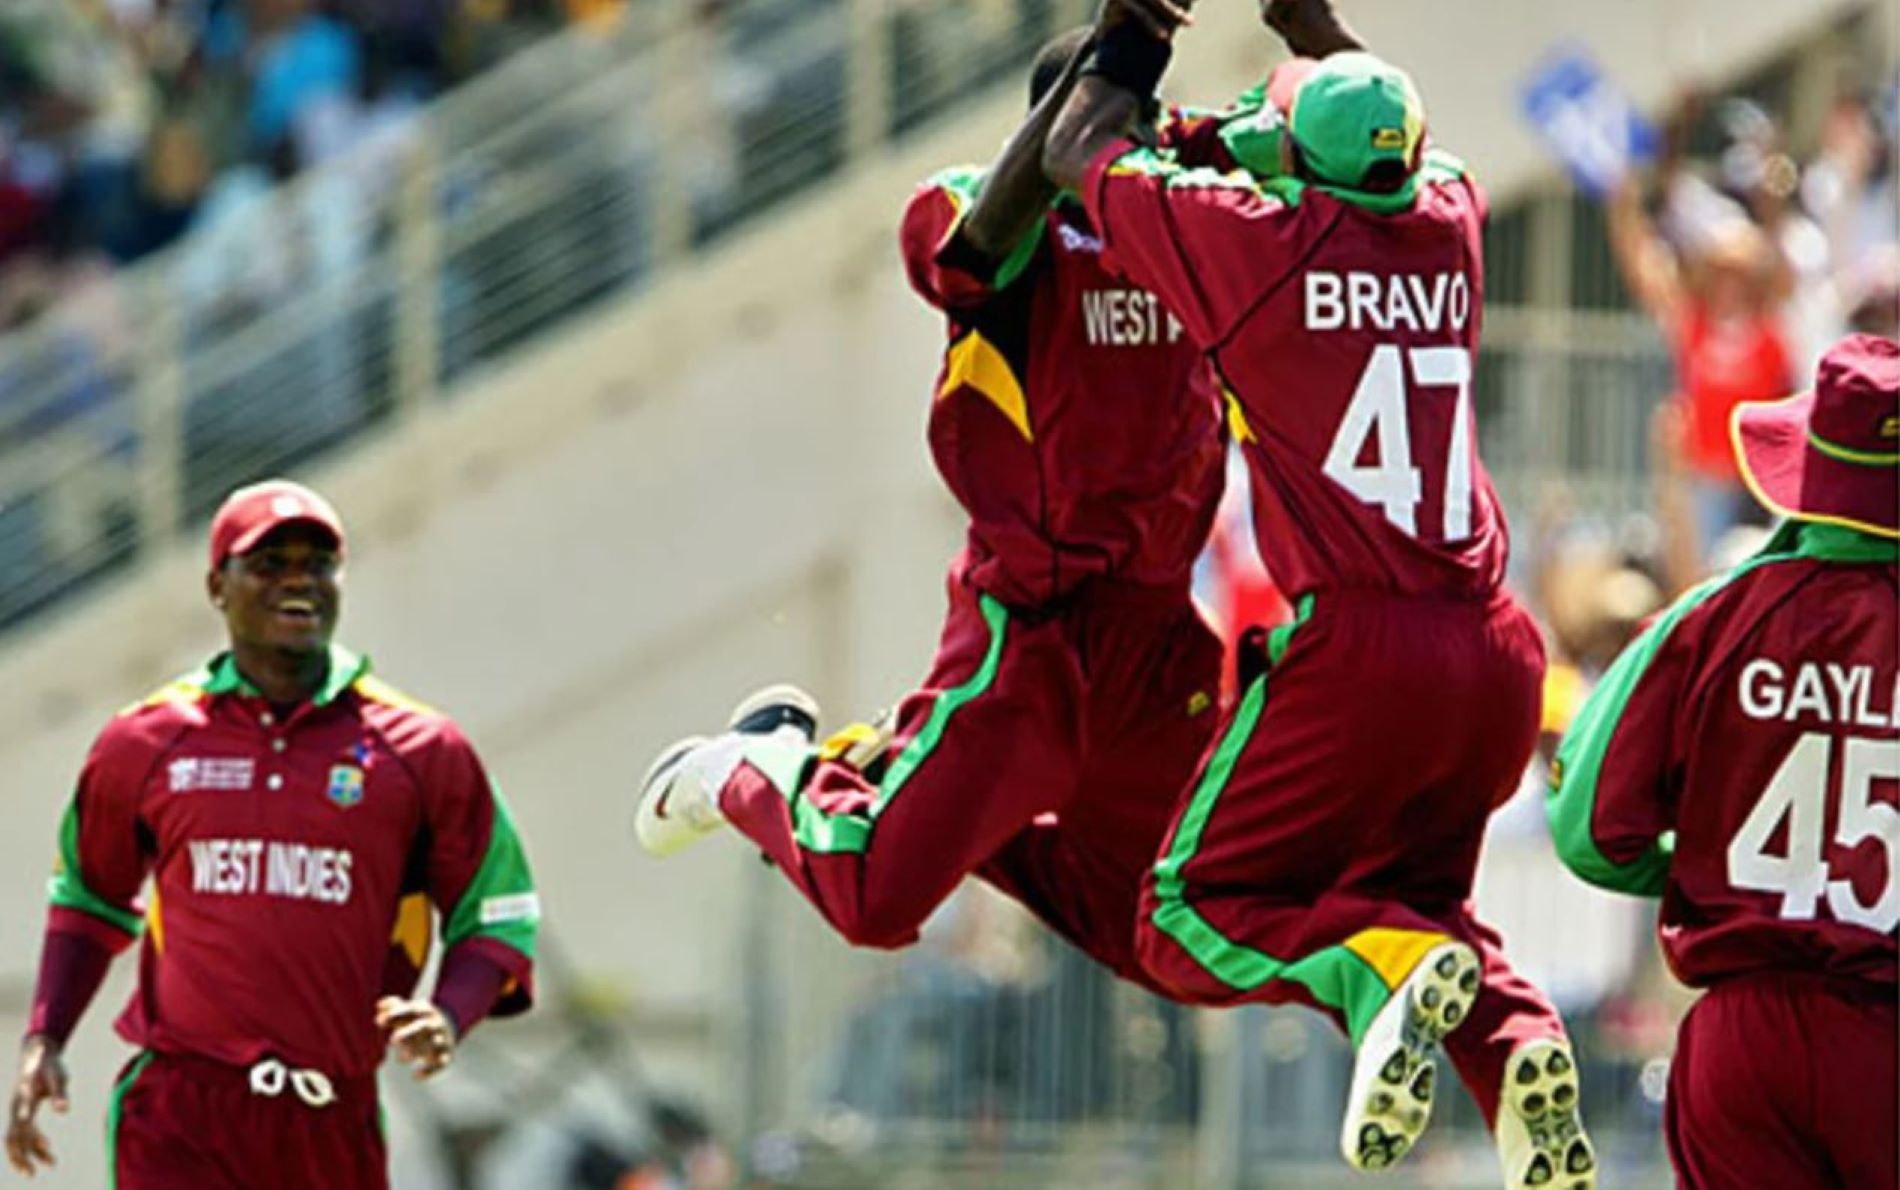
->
<box><xmin>634</xmin><ymin>21</ymin><xmax>1227</xmax><ymax>993</ymax></box>
<box><xmin>6</xmin><ymin>480</ymin><xmax>539</xmax><ymax>1189</ymax></box>
<box><xmin>1037</xmin><ymin>0</ymin><xmax>1593</xmax><ymax>1182</ymax></box>
<box><xmin>1550</xmin><ymin>333</ymin><xmax>1897</xmax><ymax>1189</ymax></box>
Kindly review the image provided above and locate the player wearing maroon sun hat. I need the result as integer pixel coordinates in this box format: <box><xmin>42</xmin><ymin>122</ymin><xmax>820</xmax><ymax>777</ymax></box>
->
<box><xmin>634</xmin><ymin>19</ymin><xmax>1227</xmax><ymax>999</ymax></box>
<box><xmin>1551</xmin><ymin>334</ymin><xmax>1898</xmax><ymax>1190</ymax></box>
<box><xmin>5</xmin><ymin>479</ymin><xmax>539</xmax><ymax>1190</ymax></box>
<box><xmin>1037</xmin><ymin>0</ymin><xmax>1592</xmax><ymax>1183</ymax></box>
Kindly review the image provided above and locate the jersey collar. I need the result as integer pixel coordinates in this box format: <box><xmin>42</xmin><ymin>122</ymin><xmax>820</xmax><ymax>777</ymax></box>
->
<box><xmin>200</xmin><ymin>644</ymin><xmax>371</xmax><ymax>708</ymax></box>
<box><xmin>1760</xmin><ymin>520</ymin><xmax>1899</xmax><ymax>563</ymax></box>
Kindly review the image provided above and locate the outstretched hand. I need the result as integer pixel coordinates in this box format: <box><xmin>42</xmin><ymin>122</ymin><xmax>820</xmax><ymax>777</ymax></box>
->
<box><xmin>5</xmin><ymin>1036</ymin><xmax>67</xmax><ymax>1178</ymax></box>
<box><xmin>1099</xmin><ymin>0</ymin><xmax>1194</xmax><ymax>40</ymax></box>
<box><xmin>377</xmin><ymin>997</ymin><xmax>458</xmax><ymax>1081</ymax></box>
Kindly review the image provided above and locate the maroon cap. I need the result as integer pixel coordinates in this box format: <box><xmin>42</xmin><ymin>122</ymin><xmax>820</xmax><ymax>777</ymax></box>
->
<box><xmin>1731</xmin><ymin>333</ymin><xmax>1899</xmax><ymax>540</ymax></box>
<box><xmin>208</xmin><ymin>480</ymin><xmax>347</xmax><ymax>570</ymax></box>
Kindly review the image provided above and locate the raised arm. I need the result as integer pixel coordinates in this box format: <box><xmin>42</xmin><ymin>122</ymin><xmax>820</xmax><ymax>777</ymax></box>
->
<box><xmin>1043</xmin><ymin>1</ymin><xmax>1192</xmax><ymax>192</ymax></box>
<box><xmin>1607</xmin><ymin>176</ymin><xmax>1685</xmax><ymax>326</ymax></box>
<box><xmin>1260</xmin><ymin>0</ymin><xmax>1367</xmax><ymax>57</ymax></box>
<box><xmin>956</xmin><ymin>33</ymin><xmax>1096</xmax><ymax>262</ymax></box>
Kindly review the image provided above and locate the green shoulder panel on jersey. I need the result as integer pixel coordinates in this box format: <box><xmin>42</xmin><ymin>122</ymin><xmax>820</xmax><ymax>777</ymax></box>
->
<box><xmin>1108</xmin><ymin>146</ymin><xmax>1302</xmax><ymax>207</ymax></box>
<box><xmin>920</xmin><ymin>164</ymin><xmax>1045</xmax><ymax>291</ymax></box>
<box><xmin>48</xmin><ymin>801</ymin><xmax>142</xmax><ymax>937</ymax></box>
<box><xmin>442</xmin><ymin>786</ymin><xmax>539</xmax><ymax>960</ymax></box>
<box><xmin>1546</xmin><ymin>523</ymin><xmax>1851</xmax><ymax>894</ymax></box>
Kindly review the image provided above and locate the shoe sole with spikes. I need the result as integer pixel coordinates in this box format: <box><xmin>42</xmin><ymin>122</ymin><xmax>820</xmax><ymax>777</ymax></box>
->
<box><xmin>1502</xmin><ymin>1039</ymin><xmax>1596</xmax><ymax>1189</ymax></box>
<box><xmin>1341</xmin><ymin>940</ymin><xmax>1482</xmax><ymax>1173</ymax></box>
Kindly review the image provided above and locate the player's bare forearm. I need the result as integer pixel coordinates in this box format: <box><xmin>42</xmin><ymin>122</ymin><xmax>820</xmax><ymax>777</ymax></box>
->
<box><xmin>1045</xmin><ymin>76</ymin><xmax>1148</xmax><ymax>193</ymax></box>
<box><xmin>958</xmin><ymin>34</ymin><xmax>1095</xmax><ymax>262</ymax></box>
<box><xmin>1261</xmin><ymin>0</ymin><xmax>1366</xmax><ymax>57</ymax></box>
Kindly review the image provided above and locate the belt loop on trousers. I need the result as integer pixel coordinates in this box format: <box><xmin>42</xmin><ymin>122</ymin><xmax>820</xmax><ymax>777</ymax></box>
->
<box><xmin>247</xmin><ymin>1058</ymin><xmax>337</xmax><ymax>1108</ymax></box>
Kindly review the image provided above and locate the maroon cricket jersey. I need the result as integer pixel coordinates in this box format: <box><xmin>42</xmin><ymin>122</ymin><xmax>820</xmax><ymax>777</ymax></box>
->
<box><xmin>900</xmin><ymin>166</ymin><xmax>1224</xmax><ymax>606</ymax></box>
<box><xmin>42</xmin><ymin>648</ymin><xmax>538</xmax><ymax>1076</ymax></box>
<box><xmin>1552</xmin><ymin>524</ymin><xmax>1899</xmax><ymax>989</ymax></box>
<box><xmin>1083</xmin><ymin>140</ymin><xmax>1508</xmax><ymax>599</ymax></box>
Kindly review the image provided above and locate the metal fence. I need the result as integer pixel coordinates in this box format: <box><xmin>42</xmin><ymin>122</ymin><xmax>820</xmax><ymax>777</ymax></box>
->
<box><xmin>0</xmin><ymin>0</ymin><xmax>1097</xmax><ymax>636</ymax></box>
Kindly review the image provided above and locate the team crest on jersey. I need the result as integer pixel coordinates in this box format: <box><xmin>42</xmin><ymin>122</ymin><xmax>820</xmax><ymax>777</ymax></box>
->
<box><xmin>169</xmin><ymin>757</ymin><xmax>255</xmax><ymax>793</ymax></box>
<box><xmin>325</xmin><ymin>764</ymin><xmax>366</xmax><ymax>810</ymax></box>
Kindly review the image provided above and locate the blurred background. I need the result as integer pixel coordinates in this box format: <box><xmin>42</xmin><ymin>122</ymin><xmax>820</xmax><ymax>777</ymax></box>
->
<box><xmin>0</xmin><ymin>0</ymin><xmax>1892</xmax><ymax>1186</ymax></box>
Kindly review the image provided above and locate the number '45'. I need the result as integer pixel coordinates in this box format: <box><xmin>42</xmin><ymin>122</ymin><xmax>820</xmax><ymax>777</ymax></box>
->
<box><xmin>1727</xmin><ymin>732</ymin><xmax>1900</xmax><ymax>935</ymax></box>
<box><xmin>1322</xmin><ymin>344</ymin><xmax>1474</xmax><ymax>540</ymax></box>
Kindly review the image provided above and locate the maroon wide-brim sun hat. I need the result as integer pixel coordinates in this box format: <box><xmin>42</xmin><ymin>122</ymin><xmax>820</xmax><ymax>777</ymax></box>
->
<box><xmin>1731</xmin><ymin>333</ymin><xmax>1900</xmax><ymax>540</ymax></box>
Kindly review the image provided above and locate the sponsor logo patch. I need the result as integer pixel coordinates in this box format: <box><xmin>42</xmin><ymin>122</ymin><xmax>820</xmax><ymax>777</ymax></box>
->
<box><xmin>479</xmin><ymin>892</ymin><xmax>542</xmax><ymax>926</ymax></box>
<box><xmin>1056</xmin><ymin>224</ymin><xmax>1103</xmax><ymax>254</ymax></box>
<box><xmin>169</xmin><ymin>757</ymin><xmax>256</xmax><ymax>793</ymax></box>
<box><xmin>325</xmin><ymin>764</ymin><xmax>365</xmax><ymax>809</ymax></box>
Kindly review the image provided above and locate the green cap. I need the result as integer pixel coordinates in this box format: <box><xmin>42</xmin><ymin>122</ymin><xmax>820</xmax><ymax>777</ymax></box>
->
<box><xmin>1288</xmin><ymin>52</ymin><xmax>1425</xmax><ymax>195</ymax></box>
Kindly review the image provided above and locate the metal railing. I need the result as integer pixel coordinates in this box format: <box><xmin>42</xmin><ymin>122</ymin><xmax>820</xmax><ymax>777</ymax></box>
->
<box><xmin>0</xmin><ymin>0</ymin><xmax>1095</xmax><ymax>635</ymax></box>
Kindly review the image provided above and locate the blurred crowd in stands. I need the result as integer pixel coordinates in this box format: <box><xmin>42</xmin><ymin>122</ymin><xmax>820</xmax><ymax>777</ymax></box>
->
<box><xmin>0</xmin><ymin>0</ymin><xmax>634</xmax><ymax>334</ymax></box>
<box><xmin>1608</xmin><ymin>84</ymin><xmax>1900</xmax><ymax>566</ymax></box>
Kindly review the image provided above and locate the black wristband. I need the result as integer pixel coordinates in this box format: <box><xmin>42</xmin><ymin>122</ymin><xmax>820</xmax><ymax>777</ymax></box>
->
<box><xmin>1083</xmin><ymin>21</ymin><xmax>1172</xmax><ymax>98</ymax></box>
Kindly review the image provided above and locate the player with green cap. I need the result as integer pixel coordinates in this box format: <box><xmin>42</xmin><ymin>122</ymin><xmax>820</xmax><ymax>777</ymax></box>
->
<box><xmin>1029</xmin><ymin>0</ymin><xmax>1596</xmax><ymax>1184</ymax></box>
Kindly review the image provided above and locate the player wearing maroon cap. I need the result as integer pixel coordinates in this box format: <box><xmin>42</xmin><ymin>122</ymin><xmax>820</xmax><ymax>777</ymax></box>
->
<box><xmin>5</xmin><ymin>480</ymin><xmax>539</xmax><ymax>1189</ymax></box>
<box><xmin>1037</xmin><ymin>1</ymin><xmax>1591</xmax><ymax>1183</ymax></box>
<box><xmin>1551</xmin><ymin>334</ymin><xmax>1899</xmax><ymax>1190</ymax></box>
<box><xmin>633</xmin><ymin>23</ymin><xmax>1227</xmax><ymax>993</ymax></box>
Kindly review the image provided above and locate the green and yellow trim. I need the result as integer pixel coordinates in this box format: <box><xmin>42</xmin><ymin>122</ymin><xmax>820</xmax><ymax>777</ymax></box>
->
<box><xmin>1807</xmin><ymin>430</ymin><xmax>1899</xmax><ymax>466</ymax></box>
<box><xmin>1546</xmin><ymin>529</ymin><xmax>1851</xmax><ymax>894</ymax></box>
<box><xmin>939</xmin><ymin>333</ymin><xmax>1033</xmax><ymax>443</ymax></box>
<box><xmin>772</xmin><ymin>594</ymin><xmax>1011</xmax><ymax>855</ymax></box>
<box><xmin>1730</xmin><ymin>392</ymin><xmax>1900</xmax><ymax>540</ymax></box>
<box><xmin>442</xmin><ymin>788</ymin><xmax>538</xmax><ymax>960</ymax></box>
<box><xmin>105</xmin><ymin>1052</ymin><xmax>153</xmax><ymax>1190</ymax></box>
<box><xmin>47</xmin><ymin>803</ymin><xmax>142</xmax><ymax>938</ymax></box>
<box><xmin>925</xmin><ymin>165</ymin><xmax>1047</xmax><ymax>293</ymax></box>
<box><xmin>1145</xmin><ymin>596</ymin><xmax>1432</xmax><ymax>1039</ymax></box>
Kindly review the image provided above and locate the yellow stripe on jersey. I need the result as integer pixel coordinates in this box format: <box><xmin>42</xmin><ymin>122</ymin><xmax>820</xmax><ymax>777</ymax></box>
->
<box><xmin>353</xmin><ymin>675</ymin><xmax>440</xmax><ymax>717</ymax></box>
<box><xmin>1343</xmin><ymin>927</ymin><xmax>1453</xmax><ymax>991</ymax></box>
<box><xmin>120</xmin><ymin>678</ymin><xmax>208</xmax><ymax>717</ymax></box>
<box><xmin>939</xmin><ymin>332</ymin><xmax>1033</xmax><ymax>443</ymax></box>
<box><xmin>1224</xmin><ymin>389</ymin><xmax>1257</xmax><ymax>445</ymax></box>
<box><xmin>147</xmin><ymin>888</ymin><xmax>164</xmax><ymax>955</ymax></box>
<box><xmin>391</xmin><ymin>893</ymin><xmax>432</xmax><ymax>969</ymax></box>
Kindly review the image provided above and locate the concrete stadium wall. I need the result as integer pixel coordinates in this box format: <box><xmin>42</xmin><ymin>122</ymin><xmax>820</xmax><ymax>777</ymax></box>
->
<box><xmin>0</xmin><ymin>2</ymin><xmax>1861</xmax><ymax>1184</ymax></box>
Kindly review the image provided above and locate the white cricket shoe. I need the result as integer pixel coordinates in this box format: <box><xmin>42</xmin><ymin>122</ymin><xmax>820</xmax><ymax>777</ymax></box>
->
<box><xmin>634</xmin><ymin>736</ymin><xmax>721</xmax><ymax>857</ymax></box>
<box><xmin>1497</xmin><ymin>1038</ymin><xmax>1596</xmax><ymax>1189</ymax></box>
<box><xmin>1340</xmin><ymin>939</ymin><xmax>1482</xmax><ymax>1172</ymax></box>
<box><xmin>726</xmin><ymin>684</ymin><xmax>820</xmax><ymax>741</ymax></box>
<box><xmin>634</xmin><ymin>685</ymin><xmax>821</xmax><ymax>858</ymax></box>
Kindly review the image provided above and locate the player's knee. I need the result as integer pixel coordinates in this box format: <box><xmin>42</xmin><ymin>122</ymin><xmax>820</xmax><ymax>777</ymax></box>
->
<box><xmin>1133</xmin><ymin>913</ymin><xmax>1241</xmax><ymax>1007</ymax></box>
<box><xmin>834</xmin><ymin>895</ymin><xmax>931</xmax><ymax>950</ymax></box>
<box><xmin>1133</xmin><ymin>916</ymin><xmax>1186</xmax><ymax>992</ymax></box>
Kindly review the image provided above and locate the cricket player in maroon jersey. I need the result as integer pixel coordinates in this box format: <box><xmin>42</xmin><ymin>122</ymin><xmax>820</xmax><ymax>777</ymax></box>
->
<box><xmin>1038</xmin><ymin>0</ymin><xmax>1594</xmax><ymax>1183</ymax></box>
<box><xmin>1550</xmin><ymin>334</ymin><xmax>1899</xmax><ymax>1190</ymax></box>
<box><xmin>5</xmin><ymin>480</ymin><xmax>539</xmax><ymax>1189</ymax></box>
<box><xmin>634</xmin><ymin>22</ymin><xmax>1227</xmax><ymax>994</ymax></box>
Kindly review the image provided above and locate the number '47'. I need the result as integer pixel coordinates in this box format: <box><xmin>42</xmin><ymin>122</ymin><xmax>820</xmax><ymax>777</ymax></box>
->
<box><xmin>1727</xmin><ymin>732</ymin><xmax>1900</xmax><ymax>935</ymax></box>
<box><xmin>1322</xmin><ymin>344</ymin><xmax>1474</xmax><ymax>541</ymax></box>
